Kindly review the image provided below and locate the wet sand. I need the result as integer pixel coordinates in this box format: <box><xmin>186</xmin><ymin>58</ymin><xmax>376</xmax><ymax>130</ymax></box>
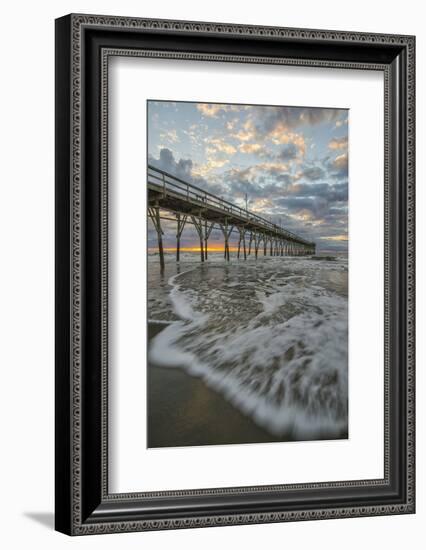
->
<box><xmin>147</xmin><ymin>322</ymin><xmax>287</xmax><ymax>448</ymax></box>
<box><xmin>147</xmin><ymin>322</ymin><xmax>347</xmax><ymax>448</ymax></box>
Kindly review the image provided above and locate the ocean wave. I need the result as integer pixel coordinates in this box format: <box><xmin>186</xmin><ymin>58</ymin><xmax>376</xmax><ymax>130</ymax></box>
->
<box><xmin>149</xmin><ymin>258</ymin><xmax>348</xmax><ymax>440</ymax></box>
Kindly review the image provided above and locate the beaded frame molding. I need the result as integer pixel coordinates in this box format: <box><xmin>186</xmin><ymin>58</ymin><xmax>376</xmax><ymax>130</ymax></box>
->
<box><xmin>55</xmin><ymin>14</ymin><xmax>415</xmax><ymax>535</ymax></box>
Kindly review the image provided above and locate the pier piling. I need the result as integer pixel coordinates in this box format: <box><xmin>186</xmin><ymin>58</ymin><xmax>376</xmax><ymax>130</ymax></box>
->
<box><xmin>147</xmin><ymin>165</ymin><xmax>315</xmax><ymax>267</ymax></box>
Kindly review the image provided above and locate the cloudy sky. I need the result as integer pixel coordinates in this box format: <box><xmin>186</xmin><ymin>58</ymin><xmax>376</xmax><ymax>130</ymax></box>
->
<box><xmin>147</xmin><ymin>101</ymin><xmax>348</xmax><ymax>254</ymax></box>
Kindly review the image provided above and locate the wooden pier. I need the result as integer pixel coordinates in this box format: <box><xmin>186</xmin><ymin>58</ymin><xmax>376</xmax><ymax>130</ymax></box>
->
<box><xmin>147</xmin><ymin>165</ymin><xmax>316</xmax><ymax>270</ymax></box>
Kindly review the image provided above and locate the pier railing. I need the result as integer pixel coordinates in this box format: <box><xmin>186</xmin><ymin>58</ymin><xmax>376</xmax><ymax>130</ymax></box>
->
<box><xmin>148</xmin><ymin>165</ymin><xmax>314</xmax><ymax>246</ymax></box>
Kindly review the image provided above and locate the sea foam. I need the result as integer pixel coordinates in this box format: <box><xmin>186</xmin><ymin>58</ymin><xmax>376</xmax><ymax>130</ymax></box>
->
<box><xmin>149</xmin><ymin>257</ymin><xmax>348</xmax><ymax>440</ymax></box>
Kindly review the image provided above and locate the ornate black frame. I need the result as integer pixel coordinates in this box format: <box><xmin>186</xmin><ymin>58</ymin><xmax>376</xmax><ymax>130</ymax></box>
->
<box><xmin>55</xmin><ymin>14</ymin><xmax>415</xmax><ymax>535</ymax></box>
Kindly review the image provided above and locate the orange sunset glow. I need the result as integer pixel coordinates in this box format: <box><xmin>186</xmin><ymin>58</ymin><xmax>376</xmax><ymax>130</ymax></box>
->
<box><xmin>148</xmin><ymin>245</ymin><xmax>241</xmax><ymax>253</ymax></box>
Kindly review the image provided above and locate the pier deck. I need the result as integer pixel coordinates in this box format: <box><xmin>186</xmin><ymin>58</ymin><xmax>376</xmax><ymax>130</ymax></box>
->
<box><xmin>147</xmin><ymin>164</ymin><xmax>315</xmax><ymax>269</ymax></box>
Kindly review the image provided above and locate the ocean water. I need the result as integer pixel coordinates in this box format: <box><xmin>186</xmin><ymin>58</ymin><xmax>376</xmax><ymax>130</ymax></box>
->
<box><xmin>148</xmin><ymin>252</ymin><xmax>348</xmax><ymax>441</ymax></box>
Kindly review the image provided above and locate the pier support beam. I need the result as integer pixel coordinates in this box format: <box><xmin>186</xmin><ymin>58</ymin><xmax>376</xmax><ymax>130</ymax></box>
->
<box><xmin>254</xmin><ymin>232</ymin><xmax>261</xmax><ymax>259</ymax></box>
<box><xmin>248</xmin><ymin>232</ymin><xmax>253</xmax><ymax>256</ymax></box>
<box><xmin>204</xmin><ymin>221</ymin><xmax>214</xmax><ymax>260</ymax></box>
<box><xmin>148</xmin><ymin>205</ymin><xmax>165</xmax><ymax>272</ymax></box>
<box><xmin>237</xmin><ymin>228</ymin><xmax>247</xmax><ymax>260</ymax></box>
<box><xmin>176</xmin><ymin>213</ymin><xmax>187</xmax><ymax>262</ymax></box>
<box><xmin>191</xmin><ymin>212</ymin><xmax>205</xmax><ymax>262</ymax></box>
<box><xmin>149</xmin><ymin>202</ymin><xmax>314</xmax><ymax>265</ymax></box>
<box><xmin>220</xmin><ymin>219</ymin><xmax>234</xmax><ymax>262</ymax></box>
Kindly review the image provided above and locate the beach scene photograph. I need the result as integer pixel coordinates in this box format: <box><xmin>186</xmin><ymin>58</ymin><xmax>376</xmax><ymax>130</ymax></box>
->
<box><xmin>147</xmin><ymin>100</ymin><xmax>348</xmax><ymax>448</ymax></box>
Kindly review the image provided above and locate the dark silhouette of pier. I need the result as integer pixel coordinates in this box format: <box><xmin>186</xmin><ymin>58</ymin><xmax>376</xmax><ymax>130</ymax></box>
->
<box><xmin>147</xmin><ymin>165</ymin><xmax>316</xmax><ymax>270</ymax></box>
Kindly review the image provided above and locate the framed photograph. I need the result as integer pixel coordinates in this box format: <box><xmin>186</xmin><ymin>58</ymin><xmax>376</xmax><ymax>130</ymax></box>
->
<box><xmin>55</xmin><ymin>14</ymin><xmax>415</xmax><ymax>535</ymax></box>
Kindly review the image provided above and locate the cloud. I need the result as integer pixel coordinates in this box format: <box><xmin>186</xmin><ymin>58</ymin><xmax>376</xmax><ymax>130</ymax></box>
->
<box><xmin>149</xmin><ymin>148</ymin><xmax>227</xmax><ymax>192</ymax></box>
<box><xmin>299</xmin><ymin>165</ymin><xmax>325</xmax><ymax>181</ymax></box>
<box><xmin>238</xmin><ymin>141</ymin><xmax>299</xmax><ymax>162</ymax></box>
<box><xmin>319</xmin><ymin>235</ymin><xmax>348</xmax><ymax>242</ymax></box>
<box><xmin>334</xmin><ymin>153</ymin><xmax>348</xmax><ymax>168</ymax></box>
<box><xmin>150</xmin><ymin>151</ymin><xmax>348</xmax><ymax>246</ymax></box>
<box><xmin>287</xmin><ymin>182</ymin><xmax>348</xmax><ymax>202</ymax></box>
<box><xmin>234</xmin><ymin>123</ymin><xmax>306</xmax><ymax>157</ymax></box>
<box><xmin>239</xmin><ymin>142</ymin><xmax>263</xmax><ymax>154</ymax></box>
<box><xmin>160</xmin><ymin>129</ymin><xmax>179</xmax><ymax>144</ymax></box>
<box><xmin>228</xmin><ymin>162</ymin><xmax>291</xmax><ymax>186</ymax></box>
<box><xmin>269</xmin><ymin>129</ymin><xmax>306</xmax><ymax>155</ymax></box>
<box><xmin>335</xmin><ymin>116</ymin><xmax>348</xmax><ymax>129</ymax></box>
<box><xmin>299</xmin><ymin>109</ymin><xmax>344</xmax><ymax>126</ymax></box>
<box><xmin>230</xmin><ymin>119</ymin><xmax>256</xmax><ymax>142</ymax></box>
<box><xmin>268</xmin><ymin>180</ymin><xmax>348</xmax><ymax>244</ymax></box>
<box><xmin>196</xmin><ymin>103</ymin><xmax>249</xmax><ymax>118</ymax></box>
<box><xmin>183</xmin><ymin>123</ymin><xmax>208</xmax><ymax>145</ymax></box>
<box><xmin>328</xmin><ymin>153</ymin><xmax>348</xmax><ymax>178</ymax></box>
<box><xmin>150</xmin><ymin>147</ymin><xmax>193</xmax><ymax>180</ymax></box>
<box><xmin>246</xmin><ymin>106</ymin><xmax>346</xmax><ymax>157</ymax></box>
<box><xmin>205</xmin><ymin>137</ymin><xmax>237</xmax><ymax>156</ymax></box>
<box><xmin>329</xmin><ymin>136</ymin><xmax>348</xmax><ymax>150</ymax></box>
<box><xmin>283</xmin><ymin>196</ymin><xmax>329</xmax><ymax>217</ymax></box>
<box><xmin>277</xmin><ymin>142</ymin><xmax>299</xmax><ymax>161</ymax></box>
<box><xmin>222</xmin><ymin>164</ymin><xmax>290</xmax><ymax>200</ymax></box>
<box><xmin>226</xmin><ymin>118</ymin><xmax>239</xmax><ymax>131</ymax></box>
<box><xmin>253</xmin><ymin>106</ymin><xmax>343</xmax><ymax>134</ymax></box>
<box><xmin>258</xmin><ymin>162</ymin><xmax>289</xmax><ymax>176</ymax></box>
<box><xmin>197</xmin><ymin>103</ymin><xmax>225</xmax><ymax>117</ymax></box>
<box><xmin>148</xmin><ymin>102</ymin><xmax>349</xmax><ymax>252</ymax></box>
<box><xmin>192</xmin><ymin>158</ymin><xmax>230</xmax><ymax>178</ymax></box>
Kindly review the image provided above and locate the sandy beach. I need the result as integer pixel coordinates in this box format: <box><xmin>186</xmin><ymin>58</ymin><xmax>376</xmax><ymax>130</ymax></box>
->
<box><xmin>147</xmin><ymin>319</ymin><xmax>347</xmax><ymax>448</ymax></box>
<box><xmin>147</xmin><ymin>254</ymin><xmax>348</xmax><ymax>448</ymax></box>
<box><xmin>148</xmin><ymin>321</ymin><xmax>293</xmax><ymax>447</ymax></box>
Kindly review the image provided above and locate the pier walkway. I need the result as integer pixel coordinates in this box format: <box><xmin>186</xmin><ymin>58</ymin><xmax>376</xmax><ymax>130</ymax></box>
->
<box><xmin>147</xmin><ymin>164</ymin><xmax>315</xmax><ymax>270</ymax></box>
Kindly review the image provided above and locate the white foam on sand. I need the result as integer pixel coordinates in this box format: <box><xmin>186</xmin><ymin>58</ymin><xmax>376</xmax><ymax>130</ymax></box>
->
<box><xmin>149</xmin><ymin>258</ymin><xmax>348</xmax><ymax>440</ymax></box>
